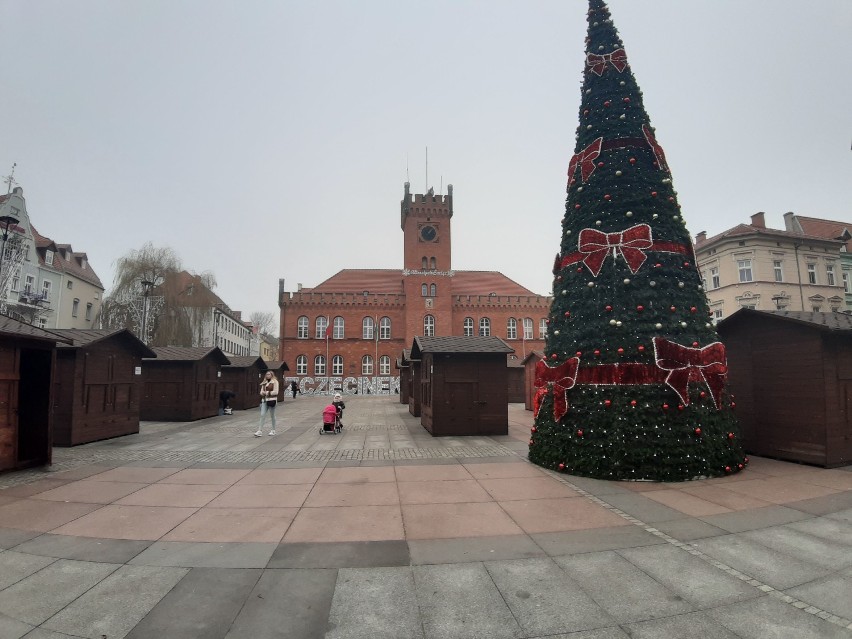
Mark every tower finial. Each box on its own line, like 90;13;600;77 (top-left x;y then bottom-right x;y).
3;163;17;194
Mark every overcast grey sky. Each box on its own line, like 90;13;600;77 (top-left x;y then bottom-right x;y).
2;1;850;328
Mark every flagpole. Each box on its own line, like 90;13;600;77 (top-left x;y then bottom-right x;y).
326;316;330;395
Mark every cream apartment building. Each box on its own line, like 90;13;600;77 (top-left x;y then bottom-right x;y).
696;212;845;323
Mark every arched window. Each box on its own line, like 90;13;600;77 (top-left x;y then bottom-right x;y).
362;317;375;340
297;316;309;339
379;317;391;339
463;317;474;337
315;316;328;339
314;355;326;376
479;317;491;336
430;283;436;297
507;318;517;340
333;316;344;339
296;355;307;375
362;355;374;375
422;257;428;269
421;283;428;297
424;314;435;337
379;355;391;375
539;318;548;339
430;257;436;270
332;355;343;375
523;318;534;340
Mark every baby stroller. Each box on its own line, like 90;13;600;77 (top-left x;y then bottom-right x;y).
320;404;342;434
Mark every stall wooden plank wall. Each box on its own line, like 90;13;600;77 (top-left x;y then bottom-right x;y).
220;356;268;411
141;347;230;421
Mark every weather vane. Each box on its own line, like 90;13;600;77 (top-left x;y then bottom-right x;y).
3;163;18;194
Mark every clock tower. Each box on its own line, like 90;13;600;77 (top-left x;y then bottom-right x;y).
400;182;453;344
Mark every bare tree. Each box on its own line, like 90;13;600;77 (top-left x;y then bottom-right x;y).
250;311;276;337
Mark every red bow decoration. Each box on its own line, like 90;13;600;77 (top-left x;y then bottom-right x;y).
642;124;669;173
533;357;580;421
568;137;603;185
586;48;628;76
578;224;653;276
653;337;728;409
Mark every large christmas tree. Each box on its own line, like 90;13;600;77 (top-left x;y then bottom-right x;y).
529;0;747;481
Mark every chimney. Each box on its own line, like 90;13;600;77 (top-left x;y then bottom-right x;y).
750;212;766;229
695;231;707;244
297;283;303;291
783;211;798;232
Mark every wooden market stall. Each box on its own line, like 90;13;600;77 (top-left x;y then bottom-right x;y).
408;352;422;418
52;328;155;446
220;355;268;411
717;309;852;467
522;350;544;411
411;335;514;436
507;355;525;403
0;316;71;472
140;346;230;421
397;349;411;405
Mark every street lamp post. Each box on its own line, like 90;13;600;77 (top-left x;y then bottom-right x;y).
140;280;154;345
0;214;20;303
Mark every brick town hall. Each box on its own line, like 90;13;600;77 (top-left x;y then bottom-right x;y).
278;183;552;394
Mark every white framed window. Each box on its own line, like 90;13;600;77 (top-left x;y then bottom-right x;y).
11;268;20;292
710;267;720;289
333;316;344;339
37;317;47;328
72;299;79;317
362;317;375;340
430;283;436;297
463;317;474;337
773;260;784;282
737;260;752;283
539;318;547;339
523;318;534;340
421;283;428;297
479;317;490;336
713;309;723;323
332;355;343;375
24;274;33;294
314;355;326;376
812;305;822;312
41;280;52;301
421;257;428;269
506;318;517;340
297;316;309;339
296;355;307;375
66;280;73;290
827;264;836;286
45;249;54;266
379;355;391;375
362;355;373;375
315;316;328;339
807;263;817;284
430;257;436;269
424;314;435;337
843;272;850;293
379;316;391;339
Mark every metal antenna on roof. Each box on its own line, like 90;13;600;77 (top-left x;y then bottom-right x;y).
3;163;17;194
406;154;410;183
425;146;428;191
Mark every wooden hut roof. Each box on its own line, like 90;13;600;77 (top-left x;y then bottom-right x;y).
52;328;156;357
521;350;545;365
718;309;852;333
265;360;291;372
145;346;230;364
0;314;72;344
223;355;268;369
411;335;515;359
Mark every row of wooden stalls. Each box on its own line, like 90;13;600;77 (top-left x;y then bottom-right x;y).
0;315;287;473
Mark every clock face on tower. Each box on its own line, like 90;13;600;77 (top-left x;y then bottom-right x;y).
419;224;438;242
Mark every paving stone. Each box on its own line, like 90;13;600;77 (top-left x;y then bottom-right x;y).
327;567;422;639
531;526;663;556
617;543;758;607
268;540;409;569
0;528;42;551
0;551;56;590
225;568;337;639
786;573;852;620
409;534;544;565
13;534;151;564
126;567;261;639
622;611;740;638
786;516;852;546
0;559;120;626
706;594;852;638
597;493;685;523
40;564;188;638
555;551;694;623
785;491;852;516
742;525;852;570
694;534;833;590
0;611;33;639
827;507;852;524
20;629;80;639
129;541;277;568
413;563;522;639
560;475;633;496
522;630;630;639
648;517;729;541
699;505;811;533
485;557;615;636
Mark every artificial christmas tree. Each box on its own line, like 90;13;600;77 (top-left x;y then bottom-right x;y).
529;0;747;481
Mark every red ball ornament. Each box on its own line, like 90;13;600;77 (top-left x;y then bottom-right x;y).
670;306;677;312
651;191;658;197
636;305;644;312
546;318;551;324
605;305;613;312
699;391;707;399
694;427;702;436
576;267;583;272
727;432;735;440
604;400;612;408
655;263;662;268
638;345;645;352
597;161;605;168
668;196;675;202
603;194;612;200
576;429;584;437
683;261;691;268
531;426;537;433
737;463;744;470
629;157;636;164
690;307;697;313
564;311;571;317
662;403;669;411
623;97;630;103
576;351;582;357
529;439;534;445
725;466;732;473
630;400;637;407
594;349;601;356
575;204;581;209
678;404;684;411
693;341;700;347
744;457;750;464
604;100;611;107
558;462;566;471
617;347;624;354
550;353;558;360
583;109;590;115
731;402;737;409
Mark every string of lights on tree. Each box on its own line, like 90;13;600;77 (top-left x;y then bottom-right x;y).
529;0;747;481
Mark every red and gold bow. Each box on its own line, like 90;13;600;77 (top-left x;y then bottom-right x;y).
568;137;603;185
578;224;653;276
586;48;628;76
533;357;580;421
642;124;669;174
653;337;728;408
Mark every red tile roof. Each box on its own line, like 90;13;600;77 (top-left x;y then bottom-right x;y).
29;225;104;289
697;223;844;248
794;216;852;251
307;269;542;296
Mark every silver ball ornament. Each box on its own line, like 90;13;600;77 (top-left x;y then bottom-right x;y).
609;319;617;326
587;281;595;288
655;323;662;329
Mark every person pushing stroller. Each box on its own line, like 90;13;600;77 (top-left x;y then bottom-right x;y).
332;393;346;427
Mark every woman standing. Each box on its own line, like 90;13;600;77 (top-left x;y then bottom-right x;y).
255;371;279;437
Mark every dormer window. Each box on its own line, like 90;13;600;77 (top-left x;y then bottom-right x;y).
45;250;54;266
